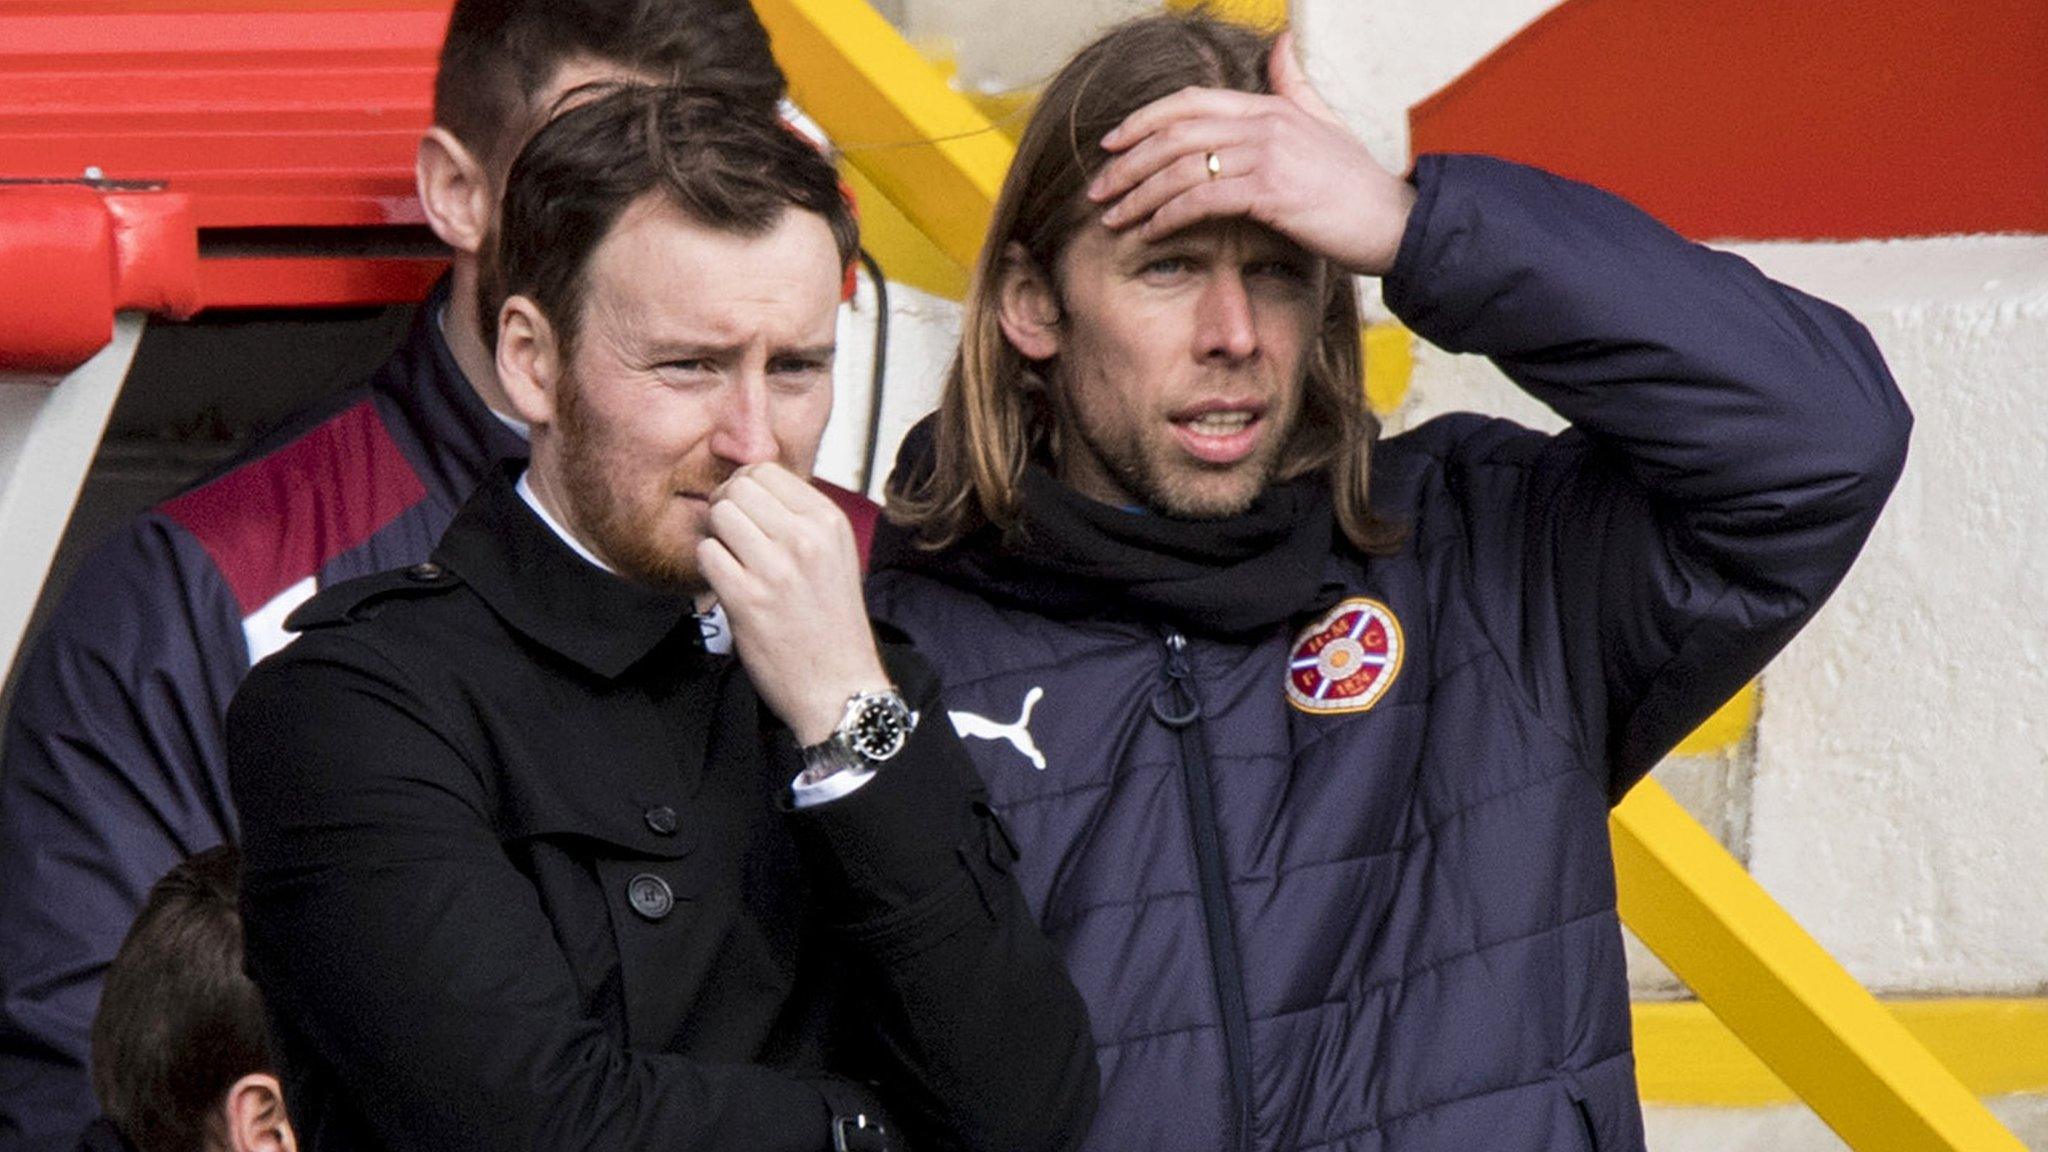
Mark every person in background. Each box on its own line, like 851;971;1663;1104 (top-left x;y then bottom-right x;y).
0;5;860;1148
868;13;1910;1151
75;845;294;1152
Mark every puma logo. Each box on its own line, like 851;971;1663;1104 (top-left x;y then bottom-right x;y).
948;687;1047;771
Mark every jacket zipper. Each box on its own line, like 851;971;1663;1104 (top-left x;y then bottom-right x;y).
1155;629;1255;1152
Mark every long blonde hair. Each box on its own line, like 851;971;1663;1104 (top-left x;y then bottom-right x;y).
887;11;1400;554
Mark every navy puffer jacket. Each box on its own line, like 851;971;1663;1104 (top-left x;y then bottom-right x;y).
867;155;1910;1152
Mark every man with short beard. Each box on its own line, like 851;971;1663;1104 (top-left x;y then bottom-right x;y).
225;86;1095;1152
868;13;1910;1152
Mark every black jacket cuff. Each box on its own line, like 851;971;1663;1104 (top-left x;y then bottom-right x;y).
784;646;1000;927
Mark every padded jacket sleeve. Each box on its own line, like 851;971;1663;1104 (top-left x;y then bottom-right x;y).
0;516;246;1152
1383;154;1912;797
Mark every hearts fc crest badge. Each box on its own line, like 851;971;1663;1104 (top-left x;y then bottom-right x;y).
1285;597;1404;715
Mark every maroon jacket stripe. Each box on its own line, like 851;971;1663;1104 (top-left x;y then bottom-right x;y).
163;401;428;615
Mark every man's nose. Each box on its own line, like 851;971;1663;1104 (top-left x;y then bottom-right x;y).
709;378;778;466
1195;273;1259;363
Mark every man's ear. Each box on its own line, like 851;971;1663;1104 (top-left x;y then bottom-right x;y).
221;1073;295;1152
496;296;563;427
995;242;1063;362
416;127;493;257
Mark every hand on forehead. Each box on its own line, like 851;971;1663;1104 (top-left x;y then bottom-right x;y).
1084;32;1416;278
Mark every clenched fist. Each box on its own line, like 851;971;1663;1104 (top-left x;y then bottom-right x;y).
697;463;889;745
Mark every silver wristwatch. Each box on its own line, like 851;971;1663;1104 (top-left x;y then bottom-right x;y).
797;688;919;785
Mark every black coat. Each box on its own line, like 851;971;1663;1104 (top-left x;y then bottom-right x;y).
226;467;1097;1152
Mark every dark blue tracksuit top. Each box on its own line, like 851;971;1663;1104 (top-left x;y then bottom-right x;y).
867;155;1912;1152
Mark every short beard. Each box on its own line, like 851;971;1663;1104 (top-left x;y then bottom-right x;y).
1051;369;1289;521
1069;414;1274;519
556;371;704;594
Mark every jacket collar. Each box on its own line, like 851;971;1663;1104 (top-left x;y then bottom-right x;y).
434;462;701;680
869;416;1348;637
371;277;531;506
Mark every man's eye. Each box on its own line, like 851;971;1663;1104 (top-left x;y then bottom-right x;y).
662;359;714;374
1141;256;1192;278
767;358;832;392
1249;261;1310;283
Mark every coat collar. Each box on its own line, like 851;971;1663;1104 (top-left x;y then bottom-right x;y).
434;462;701;680
869;416;1347;638
370;277;532;505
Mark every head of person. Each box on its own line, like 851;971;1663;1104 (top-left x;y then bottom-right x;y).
415;0;787;340
90;846;292;1152
486;84;858;593
890;12;1394;553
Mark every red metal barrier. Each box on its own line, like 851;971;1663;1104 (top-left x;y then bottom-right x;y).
0;0;457;350
0;0;858;369
0;183;198;373
1409;0;2048;241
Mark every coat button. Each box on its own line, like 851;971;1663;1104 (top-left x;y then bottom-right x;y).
405;561;444;583
627;873;674;921
643;805;679;836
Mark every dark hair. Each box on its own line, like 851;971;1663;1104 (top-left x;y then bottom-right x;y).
90;846;272;1152
888;11;1400;554
483;84;859;355
434;0;786;170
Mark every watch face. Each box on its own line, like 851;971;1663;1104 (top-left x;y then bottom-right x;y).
848;694;912;762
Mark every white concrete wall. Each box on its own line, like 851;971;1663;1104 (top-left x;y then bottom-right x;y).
819;276;963;499
1738;236;2048;994
894;0;1154;93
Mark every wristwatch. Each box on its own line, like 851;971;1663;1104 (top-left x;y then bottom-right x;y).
797;687;919;785
832;1112;891;1152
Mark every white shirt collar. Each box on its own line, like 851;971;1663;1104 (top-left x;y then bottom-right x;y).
515;468;615;573
491;405;531;442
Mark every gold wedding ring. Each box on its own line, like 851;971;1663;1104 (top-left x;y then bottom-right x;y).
1204;150;1222;180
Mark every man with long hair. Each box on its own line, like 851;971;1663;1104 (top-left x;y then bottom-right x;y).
870;13;1909;1151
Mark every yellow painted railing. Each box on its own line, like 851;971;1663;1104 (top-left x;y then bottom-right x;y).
1363;323;1411;416
1635;997;2048;1106
1617;782;2024;1149
756;0;1008;272
758;4;2026;1147
1165;0;1288;29
837;161;969;300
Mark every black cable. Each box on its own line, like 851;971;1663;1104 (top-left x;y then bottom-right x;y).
856;246;890;495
